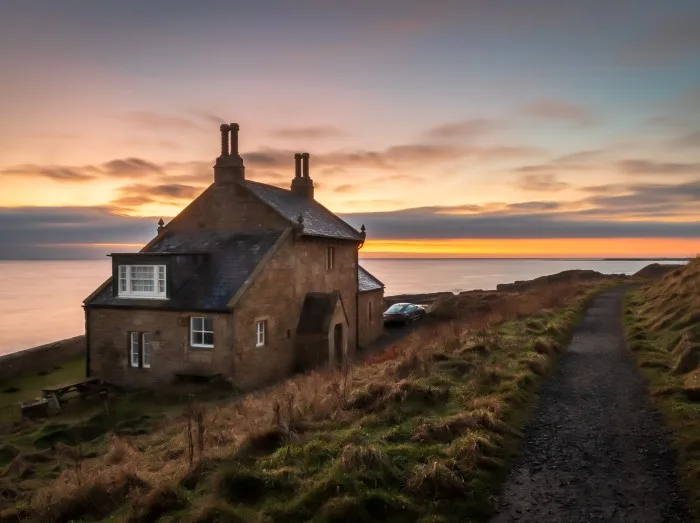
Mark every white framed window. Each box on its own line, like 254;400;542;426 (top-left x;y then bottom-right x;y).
326;246;334;270
117;265;167;299
130;332;153;368
256;320;267;347
190;317;214;348
142;333;152;368
130;332;140;368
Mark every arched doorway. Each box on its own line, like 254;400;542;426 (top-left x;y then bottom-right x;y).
333;323;344;368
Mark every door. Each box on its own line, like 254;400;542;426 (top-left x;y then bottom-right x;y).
333;323;344;368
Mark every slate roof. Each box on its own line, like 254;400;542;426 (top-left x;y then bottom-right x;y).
358;265;385;293
87;230;283;311
244;180;364;241
297;292;341;334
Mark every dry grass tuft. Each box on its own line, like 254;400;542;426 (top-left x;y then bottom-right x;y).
235;427;289;458
446;431;500;464
412;410;504;443
337;444;391;473
386;379;450;405
406;460;468;498
533;336;560;356
671;335;700;375
683;369;700;402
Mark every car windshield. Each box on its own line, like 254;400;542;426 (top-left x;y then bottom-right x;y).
386;304;410;313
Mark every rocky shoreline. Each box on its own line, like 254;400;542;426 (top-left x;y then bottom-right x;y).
385;263;684;305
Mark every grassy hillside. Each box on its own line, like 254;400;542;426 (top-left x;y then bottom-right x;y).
0;279;619;523
0;357;85;423
624;258;700;519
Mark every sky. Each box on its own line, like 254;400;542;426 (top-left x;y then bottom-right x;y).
0;0;699;259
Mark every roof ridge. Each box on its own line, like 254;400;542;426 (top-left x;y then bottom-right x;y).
243;179;362;240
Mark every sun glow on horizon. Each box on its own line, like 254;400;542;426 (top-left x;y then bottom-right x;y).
360;238;699;258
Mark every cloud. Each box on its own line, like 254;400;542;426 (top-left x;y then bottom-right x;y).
517;174;571;192
124;111;203;131
340;178;700;240
0;206;155;259
333;184;355;193
102;158;164;177
3;178;699;258
242;142;544;173
0;157;167;182
423;119;502;141
519;100;598;127
670;130;700;148
272;126;346;140
617;159;700;176
110;183;202;210
123;109;226;131
0;164;97;181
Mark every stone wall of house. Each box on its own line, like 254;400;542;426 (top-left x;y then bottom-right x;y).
87;308;232;388
0;336;85;382
231;235;358;389
163;184;289;234
358;289;385;348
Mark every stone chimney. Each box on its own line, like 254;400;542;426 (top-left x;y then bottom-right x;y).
214;122;245;184
290;152;314;199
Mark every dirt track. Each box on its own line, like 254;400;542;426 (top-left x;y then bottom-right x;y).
491;288;692;523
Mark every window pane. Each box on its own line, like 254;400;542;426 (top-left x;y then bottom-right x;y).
157;266;166;293
119;266;127;292
192;331;203;346
192;317;202;331
130;332;140;367
203;317;214;333
202;332;214;346
142;333;152;368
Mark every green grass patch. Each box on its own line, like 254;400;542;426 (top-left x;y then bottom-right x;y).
0;356;85;422
623;261;700;522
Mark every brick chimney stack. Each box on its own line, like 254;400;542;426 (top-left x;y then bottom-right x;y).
294;153;302;179
214;122;245;184
290;152;314;199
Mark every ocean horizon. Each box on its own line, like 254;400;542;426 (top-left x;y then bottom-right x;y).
0;257;686;356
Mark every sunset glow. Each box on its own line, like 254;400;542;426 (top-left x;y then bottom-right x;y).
361;238;700;258
0;0;698;259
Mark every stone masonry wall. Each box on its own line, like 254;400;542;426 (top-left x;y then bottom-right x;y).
358;290;385;348
231;235;358;390
163;183;289;234
0;336;85;382
88;308;232;388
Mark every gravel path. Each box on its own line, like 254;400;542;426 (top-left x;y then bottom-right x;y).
491;288;692;523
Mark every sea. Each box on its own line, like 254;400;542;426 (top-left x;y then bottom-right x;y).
0;258;685;356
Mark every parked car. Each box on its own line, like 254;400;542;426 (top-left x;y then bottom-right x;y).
383;302;426;325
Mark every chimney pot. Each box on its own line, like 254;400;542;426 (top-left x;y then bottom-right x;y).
294;153;302;178
219;124;230;156
230;123;240;155
301;152;310;178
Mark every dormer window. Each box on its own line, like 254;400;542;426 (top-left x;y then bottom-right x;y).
117;265;167;299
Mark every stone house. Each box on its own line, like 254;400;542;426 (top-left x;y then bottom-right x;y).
83;123;385;390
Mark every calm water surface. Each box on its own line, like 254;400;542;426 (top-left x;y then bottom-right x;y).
0;258;683;355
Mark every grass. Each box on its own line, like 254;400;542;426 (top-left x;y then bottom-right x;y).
623;257;700;521
0;356;85;422
0;278;621;523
